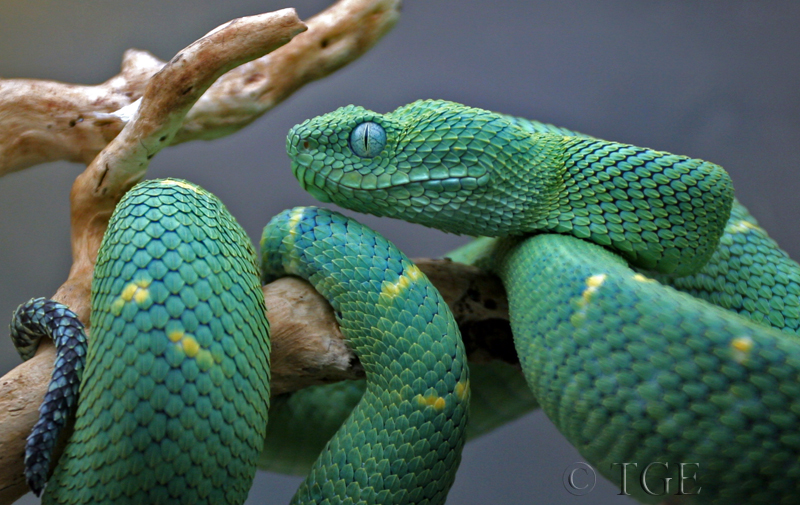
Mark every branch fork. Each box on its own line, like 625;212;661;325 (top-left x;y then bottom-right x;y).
0;2;406;502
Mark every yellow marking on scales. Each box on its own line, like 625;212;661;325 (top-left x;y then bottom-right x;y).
582;274;607;303
168;329;213;368
633;273;656;283
572;274;607;327
731;336;754;364
168;329;185;343
381;264;424;299
120;283;138;302
728;219;760;234
160;179;201;193
416;393;446;411
110;298;125;316
113;278;152;314
455;380;470;402
133;289;149;304
196;349;215;371
287;207;305;237
282;207;306;275
181;336;200;358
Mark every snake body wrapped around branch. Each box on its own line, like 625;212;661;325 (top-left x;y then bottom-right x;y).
12;179;470;504
284;99;800;504
12;97;800;505
12;180;273;503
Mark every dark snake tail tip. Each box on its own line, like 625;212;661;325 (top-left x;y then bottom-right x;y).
10;297;87;496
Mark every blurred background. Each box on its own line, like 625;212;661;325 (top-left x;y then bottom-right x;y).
1;1;799;503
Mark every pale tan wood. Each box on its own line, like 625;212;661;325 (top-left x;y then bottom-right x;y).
0;2;404;501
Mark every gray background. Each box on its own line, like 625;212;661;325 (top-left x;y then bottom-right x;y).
1;1;799;503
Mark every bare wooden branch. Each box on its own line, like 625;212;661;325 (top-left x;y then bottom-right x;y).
54;8;306;338
267;258;511;395
176;0;403;142
0;8;310;501
0;0;402;177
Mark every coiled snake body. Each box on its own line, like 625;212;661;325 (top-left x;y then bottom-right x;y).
12;179;468;504
12;99;800;504
283;100;800;504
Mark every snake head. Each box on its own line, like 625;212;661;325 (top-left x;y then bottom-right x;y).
286;100;560;236
287;104;402;206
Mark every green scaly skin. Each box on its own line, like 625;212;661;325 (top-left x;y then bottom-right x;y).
258;361;535;476
41;179;271;504
17;178;473;504
261;206;469;504
289;99;733;276
285;99;800;504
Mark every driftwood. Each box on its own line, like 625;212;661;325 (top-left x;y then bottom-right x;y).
0;0;403;176
0;1;412;502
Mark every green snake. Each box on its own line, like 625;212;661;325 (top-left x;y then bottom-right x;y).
12;178;469;503
11;98;800;504
278;99;800;504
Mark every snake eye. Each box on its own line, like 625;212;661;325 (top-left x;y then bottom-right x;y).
349;121;386;158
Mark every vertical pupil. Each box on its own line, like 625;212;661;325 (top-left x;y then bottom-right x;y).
350;121;386;158
362;124;370;153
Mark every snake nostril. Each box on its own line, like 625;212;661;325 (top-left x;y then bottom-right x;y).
302;139;310;150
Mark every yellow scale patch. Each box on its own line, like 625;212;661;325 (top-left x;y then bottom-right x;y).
159;179;201;193
416;393;446;411
582;274;607;303
381;264;424;299
633;273;655;283
282;207;306;276
168;329;215;370
454;380;470;402
730;336;754;364
111;278;152;315
728;219;760;234
571;274;607;327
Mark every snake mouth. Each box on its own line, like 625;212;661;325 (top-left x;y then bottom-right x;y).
291;159;333;203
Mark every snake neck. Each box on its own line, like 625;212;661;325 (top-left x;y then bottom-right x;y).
534;136;734;275
287;99;734;274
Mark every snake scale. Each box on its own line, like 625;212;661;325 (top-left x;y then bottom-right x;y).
10;99;800;504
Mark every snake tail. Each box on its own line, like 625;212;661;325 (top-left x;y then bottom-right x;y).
39;179;271;504
10;297;87;496
287;99;734;276
261;206;470;505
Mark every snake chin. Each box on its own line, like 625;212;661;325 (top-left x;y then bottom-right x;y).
306;183;332;203
291;160;332;203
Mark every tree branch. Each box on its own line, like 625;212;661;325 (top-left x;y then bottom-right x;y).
0;1;403;502
0;0;402;176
